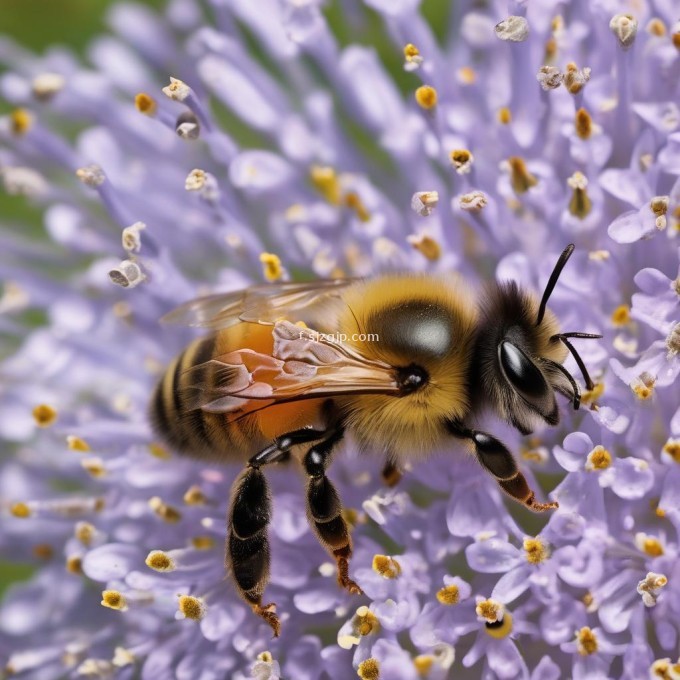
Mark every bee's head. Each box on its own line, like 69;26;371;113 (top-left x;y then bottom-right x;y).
472;245;599;434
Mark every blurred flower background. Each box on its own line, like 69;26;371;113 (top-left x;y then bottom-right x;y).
1;0;679;678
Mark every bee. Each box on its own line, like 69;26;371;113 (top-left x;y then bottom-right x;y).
150;244;600;636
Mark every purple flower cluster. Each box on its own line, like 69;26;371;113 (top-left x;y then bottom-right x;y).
1;0;679;678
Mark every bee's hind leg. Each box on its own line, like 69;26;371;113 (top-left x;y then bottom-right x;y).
228;428;328;637
303;426;363;596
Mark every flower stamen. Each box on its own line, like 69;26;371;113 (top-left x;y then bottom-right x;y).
259;253;284;282
524;537;549;564
178;594;206;620
372;554;402;579
637;572;668;607
567;171;592;219
101;590;128;611
506;157;538;194
585;445;612;471
357;658;380;680
576;627;598;655
415;85;437;110
436;584;460;605
33;404;57;428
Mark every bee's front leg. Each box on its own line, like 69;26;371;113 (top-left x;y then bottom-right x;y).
303;427;363;596
446;421;558;513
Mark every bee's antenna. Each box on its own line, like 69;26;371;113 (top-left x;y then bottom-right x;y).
551;333;601;391
536;244;575;326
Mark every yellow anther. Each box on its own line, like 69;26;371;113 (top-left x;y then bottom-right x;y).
544;36;557;61
524;537;549;564
148;496;182;523
183;485;207;505
191;535;216;550
507;157;538;194
476;598;503;623
75;522;96;546
101;590;128;611
341;507;361;528
632;373;656;400
457;66;476;84
497;107;512;124
372;554;402;579
355;606;380;636
575;108;593;140
576;627;598;655
178;594;205;620
564;63;591;95
81;457;106;478
32;544;54;560
586;445;612;471
345;191;371;222
148;442;171;459
673;32;680;50
403;43;420;60
408;234;441;261
259;253;283;282
650;657;680;678
145;550;176;572
33;404;57;428
10;108;33;136
646;19;667;37
112;647;136;667
134;93;157;116
583;592;594;607
611;304;631;327
310;165;342;205
415;85;438;110
414;655;433;676
10;502;31;518
258;652;274;663
521;448;546;463
567;172;592;219
66;556;83;574
663;440;680;463
436;584;460;605
451;150;474;176
485;612;513;639
66;435;91;452
642;537;664;557
357;658;380;680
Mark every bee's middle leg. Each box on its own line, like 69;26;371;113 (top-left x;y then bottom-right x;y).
228;427;328;637
304;427;363;596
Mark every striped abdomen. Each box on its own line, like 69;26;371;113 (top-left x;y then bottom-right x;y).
150;335;260;460
150;324;328;461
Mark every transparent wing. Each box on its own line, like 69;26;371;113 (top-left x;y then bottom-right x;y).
162;279;355;329
182;320;399;423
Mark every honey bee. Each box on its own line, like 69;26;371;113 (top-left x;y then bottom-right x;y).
151;244;599;636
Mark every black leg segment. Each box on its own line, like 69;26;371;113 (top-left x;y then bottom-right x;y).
303;428;363;596
447;421;558;512
228;426;328;637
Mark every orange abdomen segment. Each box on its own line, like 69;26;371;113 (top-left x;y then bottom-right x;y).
150;322;328;461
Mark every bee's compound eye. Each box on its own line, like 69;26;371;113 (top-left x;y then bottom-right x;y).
499;342;547;398
396;364;429;394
